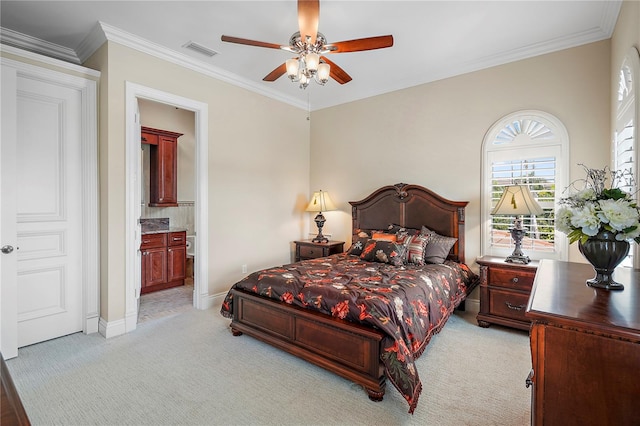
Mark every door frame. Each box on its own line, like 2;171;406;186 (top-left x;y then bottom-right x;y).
124;82;209;332
0;53;99;358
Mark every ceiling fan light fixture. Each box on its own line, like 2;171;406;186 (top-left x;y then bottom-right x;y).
221;1;393;89
299;73;309;88
286;58;299;79
305;52;320;73
317;62;330;84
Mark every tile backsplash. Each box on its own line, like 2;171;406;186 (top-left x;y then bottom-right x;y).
141;201;195;235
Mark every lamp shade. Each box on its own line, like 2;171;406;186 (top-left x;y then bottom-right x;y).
491;185;544;216
286;58;299;78
305;52;320;72
305;190;336;212
317;62;330;83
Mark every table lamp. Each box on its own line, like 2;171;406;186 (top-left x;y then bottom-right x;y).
305;190;336;243
491;185;544;264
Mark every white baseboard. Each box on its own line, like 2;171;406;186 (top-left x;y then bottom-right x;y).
84;315;99;334
200;291;226;310
464;298;480;314
99;317;126;339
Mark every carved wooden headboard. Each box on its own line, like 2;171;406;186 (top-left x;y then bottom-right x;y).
349;183;468;263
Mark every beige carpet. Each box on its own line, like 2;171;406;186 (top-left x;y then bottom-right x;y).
7;304;531;425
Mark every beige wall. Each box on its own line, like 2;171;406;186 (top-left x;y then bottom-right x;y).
612;1;640;87
611;1;640;138
310;40;611;271
84;42;311;322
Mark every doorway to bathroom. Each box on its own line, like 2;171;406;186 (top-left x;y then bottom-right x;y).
137;99;196;323
124;82;209;333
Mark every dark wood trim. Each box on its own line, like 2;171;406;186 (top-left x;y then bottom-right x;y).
230;289;386;399
349;183;468;263
1;354;30;426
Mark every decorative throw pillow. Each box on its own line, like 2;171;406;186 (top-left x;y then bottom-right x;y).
360;239;405;266
354;229;373;237
397;233;429;265
372;232;397;242
387;223;421;235
347;235;370;256
386;223;404;234
421;228;457;264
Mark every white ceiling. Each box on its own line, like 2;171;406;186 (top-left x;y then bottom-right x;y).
0;1;622;111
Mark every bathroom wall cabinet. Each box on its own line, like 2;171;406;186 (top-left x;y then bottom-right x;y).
140;231;186;294
141;126;183;207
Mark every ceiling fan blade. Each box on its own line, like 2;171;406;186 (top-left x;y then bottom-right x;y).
263;63;288;82
298;0;319;45
320;56;352;84
221;35;283;50
326;35;394;53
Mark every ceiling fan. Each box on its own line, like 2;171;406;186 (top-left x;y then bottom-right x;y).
221;0;394;89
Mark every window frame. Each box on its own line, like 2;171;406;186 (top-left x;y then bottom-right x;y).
613;47;640;269
481;110;570;261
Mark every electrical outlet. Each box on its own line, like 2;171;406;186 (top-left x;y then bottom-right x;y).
241;264;247;273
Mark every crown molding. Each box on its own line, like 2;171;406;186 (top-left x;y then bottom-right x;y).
1;22;306;111
0;44;100;78
0;27;81;64
76;22;108;64
96;22;306;110
600;0;623;38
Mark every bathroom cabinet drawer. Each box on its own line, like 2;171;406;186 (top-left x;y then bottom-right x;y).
141;233;166;249
168;231;186;246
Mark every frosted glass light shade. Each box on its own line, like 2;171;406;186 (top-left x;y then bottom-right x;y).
286;58;299;77
305;53;320;72
317;62;330;83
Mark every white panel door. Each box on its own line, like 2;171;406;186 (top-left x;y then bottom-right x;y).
2;66;83;350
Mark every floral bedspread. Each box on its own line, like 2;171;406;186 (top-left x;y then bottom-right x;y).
220;253;478;413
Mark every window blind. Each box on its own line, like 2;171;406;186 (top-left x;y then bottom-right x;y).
614;120;636;268
490;157;556;253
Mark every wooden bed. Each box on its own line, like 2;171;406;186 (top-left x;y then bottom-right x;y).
226;183;473;408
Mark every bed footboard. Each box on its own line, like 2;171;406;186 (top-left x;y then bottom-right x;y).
230;288;386;400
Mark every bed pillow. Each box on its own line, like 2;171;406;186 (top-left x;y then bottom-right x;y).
360;239;405;266
372;232;397;242
397;233;429;265
346;235;370;256
386;223;421;236
421;227;457;264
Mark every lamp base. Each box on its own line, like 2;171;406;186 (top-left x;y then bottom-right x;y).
312;212;328;243
505;254;531;264
505;226;531;264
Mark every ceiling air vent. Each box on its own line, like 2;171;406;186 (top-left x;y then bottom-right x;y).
182;41;218;58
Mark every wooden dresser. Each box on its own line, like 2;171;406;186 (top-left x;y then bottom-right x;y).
526;260;640;426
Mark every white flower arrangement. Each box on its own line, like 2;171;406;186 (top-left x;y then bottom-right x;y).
556;165;640;244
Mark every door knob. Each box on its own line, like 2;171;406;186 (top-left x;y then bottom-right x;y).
1;245;14;254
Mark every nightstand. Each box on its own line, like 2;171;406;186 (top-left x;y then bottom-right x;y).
476;255;538;331
294;240;345;262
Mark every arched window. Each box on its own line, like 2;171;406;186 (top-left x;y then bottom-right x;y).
613;47;640;269
481;110;569;261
